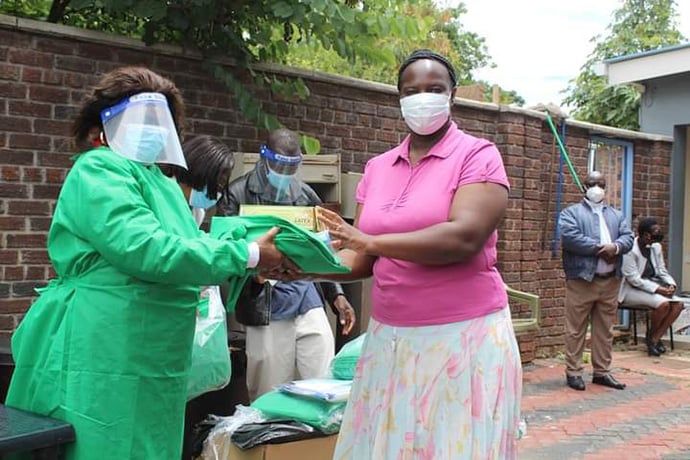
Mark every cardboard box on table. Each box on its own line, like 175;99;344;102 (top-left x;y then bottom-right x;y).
239;205;323;232
204;434;338;460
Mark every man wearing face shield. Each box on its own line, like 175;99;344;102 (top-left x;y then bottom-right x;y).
560;171;634;391
217;128;356;401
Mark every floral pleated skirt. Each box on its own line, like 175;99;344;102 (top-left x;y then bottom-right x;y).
333;306;522;460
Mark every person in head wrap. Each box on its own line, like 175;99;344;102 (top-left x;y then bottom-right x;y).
4;67;291;460
277;49;522;459
217;128;356;401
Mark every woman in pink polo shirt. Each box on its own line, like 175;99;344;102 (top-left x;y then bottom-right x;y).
317;50;522;459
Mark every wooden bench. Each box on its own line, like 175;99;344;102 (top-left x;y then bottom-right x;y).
507;286;540;334
618;304;674;350
0;404;75;459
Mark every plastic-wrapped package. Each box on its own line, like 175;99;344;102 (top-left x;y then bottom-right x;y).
199;406;266;460
276;378;352;403
330;333;366;380
251;391;346;434
187;286;231;401
231;420;325;450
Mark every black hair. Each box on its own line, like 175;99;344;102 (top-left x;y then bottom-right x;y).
397;49;457;90
174;135;235;199
73;66;184;151
267;128;301;156
638;217;658;237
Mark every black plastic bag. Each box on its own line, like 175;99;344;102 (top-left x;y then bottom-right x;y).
230;419;327;450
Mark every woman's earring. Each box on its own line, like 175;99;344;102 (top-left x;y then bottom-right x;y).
99;131;107;145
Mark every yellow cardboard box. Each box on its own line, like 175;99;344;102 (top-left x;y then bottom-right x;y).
239;205;321;231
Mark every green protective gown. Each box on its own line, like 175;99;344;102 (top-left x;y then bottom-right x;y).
6;147;252;460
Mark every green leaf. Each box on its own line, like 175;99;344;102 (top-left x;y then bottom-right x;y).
271;1;294;19
302;135;321;155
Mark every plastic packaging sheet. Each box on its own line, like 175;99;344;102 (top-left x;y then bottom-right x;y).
330;333;366;380
200;406;266;460
187;286;231;401
277;378;352;403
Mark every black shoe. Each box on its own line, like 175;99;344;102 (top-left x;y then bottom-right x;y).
592;374;626;390
566;375;586;391
647;343;662;357
656;341;667;354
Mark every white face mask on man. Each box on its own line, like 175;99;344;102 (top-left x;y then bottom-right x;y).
585;185;606;203
399;92;451;135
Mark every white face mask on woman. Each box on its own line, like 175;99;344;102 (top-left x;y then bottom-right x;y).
399;92;451;135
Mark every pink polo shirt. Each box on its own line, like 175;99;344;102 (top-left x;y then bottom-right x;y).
356;123;509;327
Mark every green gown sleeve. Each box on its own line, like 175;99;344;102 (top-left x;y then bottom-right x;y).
61;150;250;286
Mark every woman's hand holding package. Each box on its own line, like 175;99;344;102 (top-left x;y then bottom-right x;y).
254;226;300;273
317;207;372;253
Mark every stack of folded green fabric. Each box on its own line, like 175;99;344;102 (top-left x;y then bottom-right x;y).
209;215;351;311
251;390;346;435
330;334;366;380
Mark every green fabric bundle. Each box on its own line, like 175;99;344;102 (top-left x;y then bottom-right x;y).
251;390;346;434
210;215;350;311
331;334;366;380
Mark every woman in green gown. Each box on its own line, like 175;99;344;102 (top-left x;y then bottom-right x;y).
5;67;288;459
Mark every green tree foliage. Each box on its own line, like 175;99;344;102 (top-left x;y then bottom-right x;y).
281;1;523;105
562;0;684;130
2;0;432;152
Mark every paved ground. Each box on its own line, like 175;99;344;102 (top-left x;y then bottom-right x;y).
520;341;690;460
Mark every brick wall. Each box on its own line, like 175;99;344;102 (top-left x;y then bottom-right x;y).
0;17;674;360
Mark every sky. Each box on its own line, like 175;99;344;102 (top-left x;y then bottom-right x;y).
437;0;690;108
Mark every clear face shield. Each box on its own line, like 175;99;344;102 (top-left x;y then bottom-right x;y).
258;144;303;203
100;92;187;169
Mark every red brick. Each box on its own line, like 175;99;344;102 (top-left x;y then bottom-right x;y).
8;49;54;68
0;166;20;181
62;72;87;88
12;281;47;297
45;168;67;184
0;149;35;165
20;66;43;83
25;266;46;279
8;100;51;118
20;250;50;265
37;152;72;168
0;315;13;330
32;184;61;200
0;250;19;265
0;217;25;231
34;119;71;136
0;183;29;199
8;200;50;216
9;134;51;150
55;55;96;73
0;298;30;314
0;115;31;132
0;81;28;99
42;69;62;85
30;86;70;104
0;63;20;80
21;167;43;182
29;217;52;232
3;266;24;281
6;234;47;248
34;37;75;56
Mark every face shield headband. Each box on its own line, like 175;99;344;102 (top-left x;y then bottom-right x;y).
100;92;187;169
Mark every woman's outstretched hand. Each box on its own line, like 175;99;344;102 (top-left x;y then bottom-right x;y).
316;206;372;254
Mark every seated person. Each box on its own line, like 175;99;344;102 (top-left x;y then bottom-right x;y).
619;218;683;356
